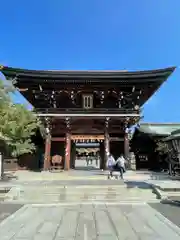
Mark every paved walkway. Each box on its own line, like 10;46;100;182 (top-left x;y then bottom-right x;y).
4;184;159;203
0;203;23;224
1;203;180;239
7;159;151;182
1;166;180;239
10;169;157;182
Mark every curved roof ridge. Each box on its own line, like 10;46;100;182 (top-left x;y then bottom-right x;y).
140;122;180;126
0;65;176;75
0;66;176;82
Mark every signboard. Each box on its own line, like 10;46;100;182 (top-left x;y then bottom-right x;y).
139;155;148;162
71;135;104;140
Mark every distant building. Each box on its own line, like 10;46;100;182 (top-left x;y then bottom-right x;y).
131;123;180;170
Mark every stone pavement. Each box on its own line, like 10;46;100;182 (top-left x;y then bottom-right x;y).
1;203;180;239
3;159;179;184
10;169;156;182
9;159;158;182
150;201;180;229
3;168;180;204
0;203;23;224
4;182;159;203
1;166;180;239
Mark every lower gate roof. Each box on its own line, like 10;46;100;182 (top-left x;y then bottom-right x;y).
137;123;180;136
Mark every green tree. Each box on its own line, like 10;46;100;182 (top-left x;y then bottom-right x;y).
0;79;40;157
156;140;179;167
0;79;13;107
155;141;169;155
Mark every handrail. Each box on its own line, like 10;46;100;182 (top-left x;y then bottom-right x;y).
36;108;140;114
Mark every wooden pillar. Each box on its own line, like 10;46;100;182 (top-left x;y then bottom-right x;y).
64;117;71;171
103;117;110;169
124;127;130;160
65;132;71;170
44;133;51;170
70;141;76;169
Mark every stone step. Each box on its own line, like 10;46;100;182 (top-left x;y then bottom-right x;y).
164;192;180;196
16;192;155;198
15;180;126;186
5;192;158;202
6;186;154;192
4;184;158;203
18;185;127;189
20;192;155;198
18;187;153;192
4;198;160;204
18;193;157;198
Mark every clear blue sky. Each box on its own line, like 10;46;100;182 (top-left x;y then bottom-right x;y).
0;0;180;122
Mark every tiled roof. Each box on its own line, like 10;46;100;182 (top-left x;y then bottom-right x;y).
164;129;180;141
138;123;180;136
1;66;176;81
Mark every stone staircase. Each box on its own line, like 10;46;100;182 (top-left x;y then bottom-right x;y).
148;180;180;201
0;186;11;202
4;185;159;204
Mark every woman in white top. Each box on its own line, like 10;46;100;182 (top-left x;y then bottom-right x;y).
107;154;116;178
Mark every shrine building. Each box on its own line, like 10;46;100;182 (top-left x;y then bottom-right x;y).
0;66;176;171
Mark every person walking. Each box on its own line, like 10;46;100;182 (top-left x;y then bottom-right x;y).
115;154;126;179
107;153;116;179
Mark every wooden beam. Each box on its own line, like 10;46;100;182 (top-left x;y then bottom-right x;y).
52;135;118;141
18;88;28;92
51;137;65;141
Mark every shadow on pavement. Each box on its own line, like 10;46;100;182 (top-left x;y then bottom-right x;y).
161;198;180;207
124;181;151;189
0;203;23;223
149;201;180;228
74;166;100;171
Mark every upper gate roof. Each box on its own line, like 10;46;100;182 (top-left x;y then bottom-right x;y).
0;66;176;84
0;66;176;111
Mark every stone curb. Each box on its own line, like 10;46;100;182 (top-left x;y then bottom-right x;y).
150;184;168;200
160;198;180;207
159;187;180;192
0;187;11;193
148;182;180;194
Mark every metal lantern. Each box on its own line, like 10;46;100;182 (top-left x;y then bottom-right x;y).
134;105;139;110
172;139;180;152
164;130;180;163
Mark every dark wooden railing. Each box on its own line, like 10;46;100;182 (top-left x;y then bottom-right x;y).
36;108;140;115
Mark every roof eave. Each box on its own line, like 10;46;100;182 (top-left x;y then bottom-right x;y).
0;66;176;80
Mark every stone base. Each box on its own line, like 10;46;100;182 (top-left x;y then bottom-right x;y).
128;152;136;171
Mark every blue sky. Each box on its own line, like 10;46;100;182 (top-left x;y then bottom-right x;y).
0;0;180;122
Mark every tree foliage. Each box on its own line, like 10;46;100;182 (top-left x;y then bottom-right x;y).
0;79;40;157
155;141;169;155
156;140;180;166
